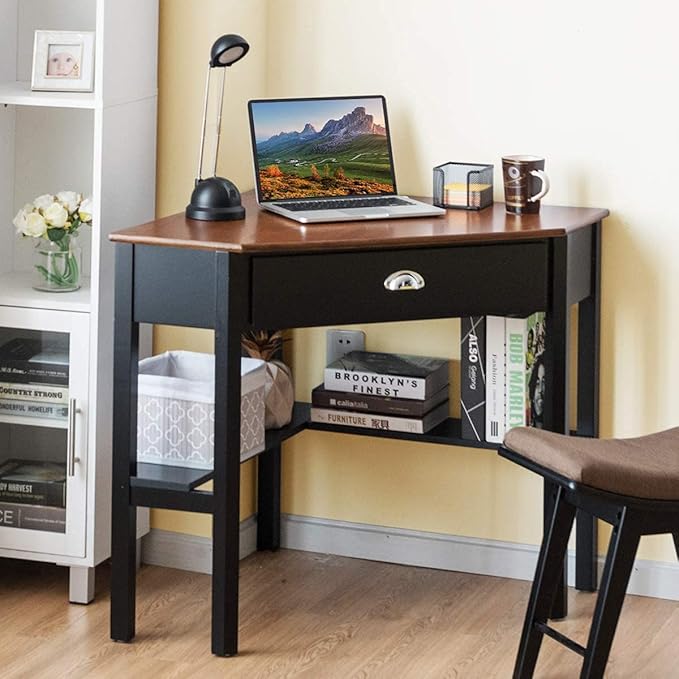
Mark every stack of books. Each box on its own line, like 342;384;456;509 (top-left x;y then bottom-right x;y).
310;350;449;434
0;337;69;422
0;459;67;533
460;313;547;444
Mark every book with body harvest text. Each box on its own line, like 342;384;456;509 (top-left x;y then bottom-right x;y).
311;384;448;417
0;459;67;507
324;351;449;400
310;400;449;434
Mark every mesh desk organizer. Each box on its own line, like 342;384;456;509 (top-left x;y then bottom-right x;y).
433;162;494;210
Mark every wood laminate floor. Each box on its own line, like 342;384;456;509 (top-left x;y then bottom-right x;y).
0;549;677;678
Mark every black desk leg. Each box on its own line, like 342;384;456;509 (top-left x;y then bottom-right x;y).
212;252;248;657
111;244;139;642
257;444;281;551
575;221;602;592
544;236;570;619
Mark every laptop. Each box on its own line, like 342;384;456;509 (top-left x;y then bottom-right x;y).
248;95;446;223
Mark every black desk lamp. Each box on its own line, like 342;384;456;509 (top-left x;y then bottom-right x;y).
186;34;249;221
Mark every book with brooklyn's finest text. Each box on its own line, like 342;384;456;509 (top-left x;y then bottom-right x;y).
324;351;449;400
311;384;448;417
310;400;449;434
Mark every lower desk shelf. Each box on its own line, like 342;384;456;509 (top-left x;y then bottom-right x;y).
130;402;496;507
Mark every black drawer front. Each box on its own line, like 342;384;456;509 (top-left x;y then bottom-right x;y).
251;242;549;328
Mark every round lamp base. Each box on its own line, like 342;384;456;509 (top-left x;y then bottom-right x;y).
186;176;246;221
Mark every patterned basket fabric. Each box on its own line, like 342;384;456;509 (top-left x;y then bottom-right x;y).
136;352;266;469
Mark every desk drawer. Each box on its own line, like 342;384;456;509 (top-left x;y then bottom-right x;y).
251;242;549;328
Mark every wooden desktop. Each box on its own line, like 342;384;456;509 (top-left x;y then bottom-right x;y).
109;192;608;655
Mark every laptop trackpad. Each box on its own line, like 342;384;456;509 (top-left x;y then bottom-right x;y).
340;207;391;218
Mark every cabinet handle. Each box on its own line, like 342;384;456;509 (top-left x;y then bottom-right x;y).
383;270;425;291
67;398;81;477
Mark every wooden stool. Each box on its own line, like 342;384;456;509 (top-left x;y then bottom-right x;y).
500;426;679;679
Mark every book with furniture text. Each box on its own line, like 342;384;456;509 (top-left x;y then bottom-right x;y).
0;459;67;508
312;383;448;417
324;351;449;400
310;400;449;434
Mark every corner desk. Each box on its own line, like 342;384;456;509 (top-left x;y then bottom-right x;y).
109;193;608;656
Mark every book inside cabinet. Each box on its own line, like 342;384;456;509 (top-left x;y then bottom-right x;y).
0;308;89;557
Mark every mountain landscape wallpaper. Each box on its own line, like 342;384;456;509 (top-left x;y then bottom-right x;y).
251;98;395;200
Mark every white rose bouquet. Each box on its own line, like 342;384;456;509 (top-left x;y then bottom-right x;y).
13;192;93;291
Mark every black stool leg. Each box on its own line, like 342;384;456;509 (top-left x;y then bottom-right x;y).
580;508;640;679
514;486;576;679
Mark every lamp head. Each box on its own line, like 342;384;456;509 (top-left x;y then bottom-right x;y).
210;34;249;67
186;176;245;221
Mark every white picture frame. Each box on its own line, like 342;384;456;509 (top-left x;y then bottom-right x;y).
31;30;95;93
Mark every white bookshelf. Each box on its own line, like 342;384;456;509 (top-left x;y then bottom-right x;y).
0;0;157;602
0;81;97;108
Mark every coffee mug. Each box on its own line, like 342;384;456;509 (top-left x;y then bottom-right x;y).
502;155;550;215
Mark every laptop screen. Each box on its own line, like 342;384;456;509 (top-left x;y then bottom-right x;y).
248;96;397;202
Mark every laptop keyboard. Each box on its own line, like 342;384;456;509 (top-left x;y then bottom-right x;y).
274;197;412;212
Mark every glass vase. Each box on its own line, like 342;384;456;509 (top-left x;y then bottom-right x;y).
32;234;82;292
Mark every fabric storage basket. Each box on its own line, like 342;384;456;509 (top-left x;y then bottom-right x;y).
137;351;266;469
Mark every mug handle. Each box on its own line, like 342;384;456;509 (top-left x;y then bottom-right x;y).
528;169;550;202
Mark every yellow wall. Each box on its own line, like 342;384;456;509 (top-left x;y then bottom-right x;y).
154;1;679;559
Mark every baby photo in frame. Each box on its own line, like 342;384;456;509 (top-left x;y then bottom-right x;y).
31;30;95;92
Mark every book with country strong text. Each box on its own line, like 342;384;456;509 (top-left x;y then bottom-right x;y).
324;351;449;400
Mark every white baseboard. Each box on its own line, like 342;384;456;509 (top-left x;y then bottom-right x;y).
141;513;679;601
141;516;257;574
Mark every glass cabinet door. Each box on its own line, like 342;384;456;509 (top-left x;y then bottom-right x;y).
0;306;89;558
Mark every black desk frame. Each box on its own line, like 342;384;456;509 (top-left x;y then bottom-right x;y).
111;222;601;656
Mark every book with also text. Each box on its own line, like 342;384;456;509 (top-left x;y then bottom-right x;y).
460;316;486;442
310;400;449;434
324;351;449;400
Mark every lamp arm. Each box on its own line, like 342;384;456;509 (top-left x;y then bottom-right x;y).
212;68;227;177
196;63;212;181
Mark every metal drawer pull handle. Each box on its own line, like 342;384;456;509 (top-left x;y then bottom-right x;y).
383;270;425;291
67;398;82;477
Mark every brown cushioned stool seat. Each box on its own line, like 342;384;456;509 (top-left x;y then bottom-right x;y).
504;426;679;500
500;426;679;678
